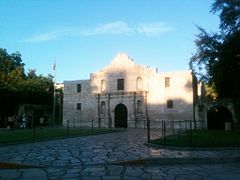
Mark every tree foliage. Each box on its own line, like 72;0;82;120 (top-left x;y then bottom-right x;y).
190;0;240;98
0;48;54;116
16;74;54;104
211;0;240;34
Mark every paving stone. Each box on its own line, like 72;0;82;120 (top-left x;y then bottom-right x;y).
62;172;80;178
83;166;105;173
124;167;144;177
123;176;139;180
22;159;40;165
44;156;56;161
21;168;47;179
11;156;25;162
106;165;125;176
82;176;102;180
0;169;21;178
102;175;121;180
141;173;152;180
47;168;66;176
52;159;69;166
70;150;80;157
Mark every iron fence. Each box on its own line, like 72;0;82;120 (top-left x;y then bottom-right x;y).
148;120;207;146
1;118;206;146
0;118;118;145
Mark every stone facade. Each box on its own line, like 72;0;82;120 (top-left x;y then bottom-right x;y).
63;53;201;128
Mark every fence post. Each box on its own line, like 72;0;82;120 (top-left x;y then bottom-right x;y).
67;120;69;137
33;119;36;142
189;120;192;147
147;118;150;143
163;121;166;146
172;120;174;135
179;120;182;134
185;120;188;131
162;120;164;137
92;119;94;134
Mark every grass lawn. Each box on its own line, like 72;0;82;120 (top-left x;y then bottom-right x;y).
0;127;122;145
150;130;240;147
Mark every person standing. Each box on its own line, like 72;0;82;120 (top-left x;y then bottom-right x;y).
21;114;26;129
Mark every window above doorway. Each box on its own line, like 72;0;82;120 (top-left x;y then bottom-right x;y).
167;100;173;108
117;79;124;91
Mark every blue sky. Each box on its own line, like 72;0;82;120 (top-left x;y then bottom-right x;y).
0;0;219;82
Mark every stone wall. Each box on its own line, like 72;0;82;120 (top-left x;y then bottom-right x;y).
147;71;195;122
63;53;201;128
63;80;96;127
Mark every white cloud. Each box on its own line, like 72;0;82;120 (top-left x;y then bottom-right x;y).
137;22;173;36
22;21;172;42
22;28;76;42
83;21;134;36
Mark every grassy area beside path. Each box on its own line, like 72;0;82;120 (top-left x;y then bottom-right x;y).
0;127;122;145
150;130;240;147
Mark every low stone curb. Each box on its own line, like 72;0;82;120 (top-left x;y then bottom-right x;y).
0;162;45;169
145;142;240;151
109;157;240;166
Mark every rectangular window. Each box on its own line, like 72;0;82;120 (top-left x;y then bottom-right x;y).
167;100;173;108
117;79;124;90
77;103;81;110
77;84;81;93
165;77;170;88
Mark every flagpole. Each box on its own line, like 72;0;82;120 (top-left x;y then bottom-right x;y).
53;59;56;127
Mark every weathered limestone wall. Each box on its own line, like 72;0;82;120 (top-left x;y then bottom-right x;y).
147;71;195;122
90;53;156;94
63;53;201;128
89;54;153;128
63;80;96;127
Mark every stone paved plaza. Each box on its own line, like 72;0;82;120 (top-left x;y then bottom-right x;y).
0;129;240;179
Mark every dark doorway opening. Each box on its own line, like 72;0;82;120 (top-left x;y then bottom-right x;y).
207;105;232;130
114;104;128;128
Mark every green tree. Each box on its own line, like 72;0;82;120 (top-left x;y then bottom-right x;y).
0;48;54;118
27;69;37;79
0;49;24;75
0;48;25;116
17;74;54;105
211;0;240;34
190;0;240;98
212;30;240;98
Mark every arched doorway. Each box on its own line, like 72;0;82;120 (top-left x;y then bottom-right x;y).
114;104;128;128
207;105;233;130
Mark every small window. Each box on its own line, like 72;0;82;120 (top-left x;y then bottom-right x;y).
165;77;170;88
77;103;81;110
117;79;124;90
77;84;81;93
167;100;173;108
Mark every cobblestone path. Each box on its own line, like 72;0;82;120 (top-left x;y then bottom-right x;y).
0;129;240;179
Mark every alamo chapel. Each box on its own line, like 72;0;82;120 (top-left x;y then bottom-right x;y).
63;53;203;128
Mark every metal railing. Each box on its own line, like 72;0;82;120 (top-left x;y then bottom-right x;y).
149;120;207;146
63;118;207;146
0;118;118;144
